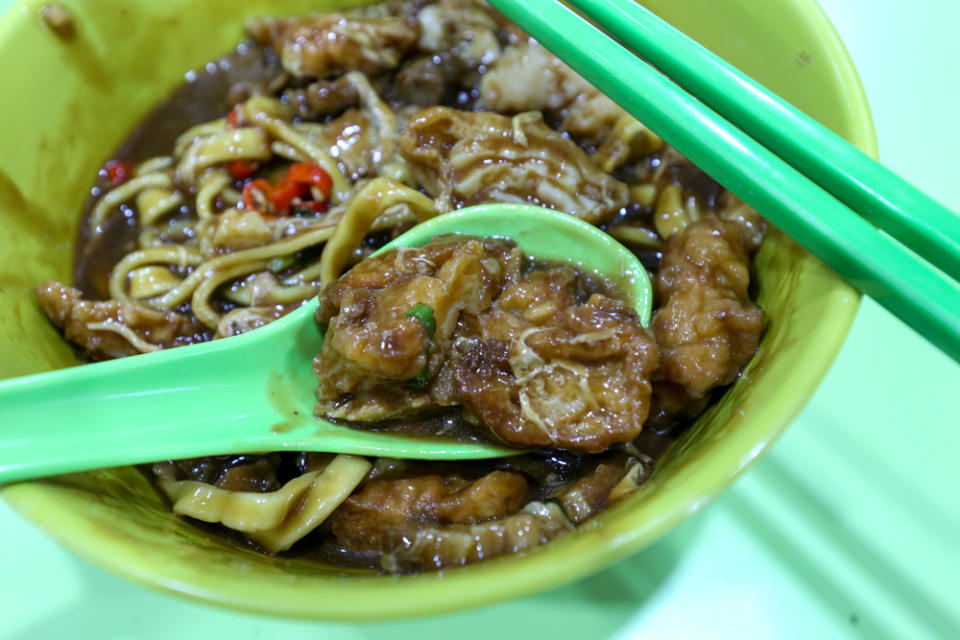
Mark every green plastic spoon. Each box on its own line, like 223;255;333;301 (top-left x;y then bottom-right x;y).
0;204;652;484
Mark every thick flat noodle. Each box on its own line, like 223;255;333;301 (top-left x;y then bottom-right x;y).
555;457;633;524
36;281;207;359
245;12;417;78
328;470;528;552
159;454;371;552
158;471;321;533
397;106;629;224
652;218;765;403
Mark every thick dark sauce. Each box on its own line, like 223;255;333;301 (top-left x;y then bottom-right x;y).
74;43;282;299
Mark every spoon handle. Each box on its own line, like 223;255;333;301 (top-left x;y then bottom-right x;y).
0;330;285;483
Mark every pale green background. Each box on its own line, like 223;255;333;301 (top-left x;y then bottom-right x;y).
1;0;958;638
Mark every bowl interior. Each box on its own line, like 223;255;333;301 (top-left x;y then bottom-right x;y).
0;0;869;620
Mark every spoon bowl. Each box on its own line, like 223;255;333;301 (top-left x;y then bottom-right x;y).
0;204;652;484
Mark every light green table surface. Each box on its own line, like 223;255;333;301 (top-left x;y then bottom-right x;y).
1;1;957;638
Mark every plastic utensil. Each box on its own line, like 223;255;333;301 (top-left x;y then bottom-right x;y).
0;204;653;484
573;0;960;283
487;0;960;363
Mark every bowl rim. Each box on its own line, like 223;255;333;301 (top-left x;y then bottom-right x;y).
0;0;873;620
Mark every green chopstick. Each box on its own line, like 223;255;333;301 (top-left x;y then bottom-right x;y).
571;0;960;285
487;0;960;363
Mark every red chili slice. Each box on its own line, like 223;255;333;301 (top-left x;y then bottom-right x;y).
240;162;334;216
242;179;273;211
228;161;257;180
268;180;306;213
103;160;133;186
226;107;242;129
283;162;333;198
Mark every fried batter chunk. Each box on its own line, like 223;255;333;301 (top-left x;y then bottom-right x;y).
245;12;417;78
314;237;658;452
328;470;528;552
380;501;571;572
36;281;207;360
318;108;383;181
480;42;626;145
398;106;629;224
417;0;502;65
313;238;509;421
445;291;659;452
652;218;765;401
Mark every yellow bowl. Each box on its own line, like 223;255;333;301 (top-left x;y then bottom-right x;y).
0;0;872;620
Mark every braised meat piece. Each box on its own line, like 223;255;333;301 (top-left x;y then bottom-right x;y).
245;12;417;79
328;470;528;552
652;218;765;401
380;501;571;572
398;106;629;223
36;281;207;360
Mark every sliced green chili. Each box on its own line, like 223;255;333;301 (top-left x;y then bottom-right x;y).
404;303;437;387
404;303;436;337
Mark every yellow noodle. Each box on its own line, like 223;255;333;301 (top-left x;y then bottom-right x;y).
270;140;308;162
653;182;688;239
84;321;159;354
629;183;657;208
109;245;203;301
191;259;269;329
248;454;372;553
136;187;183;226
178;127;270;183
285;202;418;285
511;112;542;147
138;218;195;248
685;192;703;222
89;173;172;229
377;157;415;186
195;171;233;221
173;118;227;157
224;274;319;306
608;461;647;504
292;122;327;138
134;156;174;176
318;177;436;284
158;471;322;533
608;224;662;249
221;186;242;207
127;266;182;299
150;226;336;309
